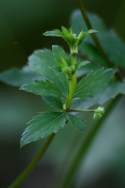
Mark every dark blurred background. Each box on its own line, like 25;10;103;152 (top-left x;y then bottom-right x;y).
1;0;125;188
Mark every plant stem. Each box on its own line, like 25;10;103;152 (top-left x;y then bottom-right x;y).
8;134;55;188
70;108;95;112
60;1;124;188
61;95;121;188
66;74;77;110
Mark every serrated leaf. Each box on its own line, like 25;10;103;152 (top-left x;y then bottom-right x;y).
20;81;62;98
0;68;39;87
68;114;86;131
21;112;66;147
27;49;58;75
72;81;125;109
0;47;69;97
26;48;69;97
75;68;114;100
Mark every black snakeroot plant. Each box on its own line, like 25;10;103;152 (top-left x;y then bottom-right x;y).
1;1;125;188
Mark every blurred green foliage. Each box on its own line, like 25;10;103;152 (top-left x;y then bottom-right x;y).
1;0;125;188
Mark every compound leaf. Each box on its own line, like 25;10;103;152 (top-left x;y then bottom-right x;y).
21;112;66;147
27;48;69;97
73;81;125;110
27;49;57;75
75;68;114;100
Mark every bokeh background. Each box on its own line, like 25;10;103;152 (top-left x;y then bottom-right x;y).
0;0;125;187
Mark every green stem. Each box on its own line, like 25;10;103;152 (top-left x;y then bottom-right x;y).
65;74;77;110
60;1;124;188
61;95;121;188
8;134;55;188
70;108;96;112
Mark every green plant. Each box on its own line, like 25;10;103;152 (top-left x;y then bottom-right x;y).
1;1;125;188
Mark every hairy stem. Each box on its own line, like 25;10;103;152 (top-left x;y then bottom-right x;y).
61;95;121;188
8;134;55;188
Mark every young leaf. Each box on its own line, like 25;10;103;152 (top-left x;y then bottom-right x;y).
20;81;62;98
75;68;114;100
43;29;63;37
68;114;86;131
21;112;66;147
0;68;39;87
44;27;96;54
44;27;75;45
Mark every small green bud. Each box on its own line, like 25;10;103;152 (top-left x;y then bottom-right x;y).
70;46;78;55
77;30;97;45
77;31;86;45
61;27;76;47
93;106;105;120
